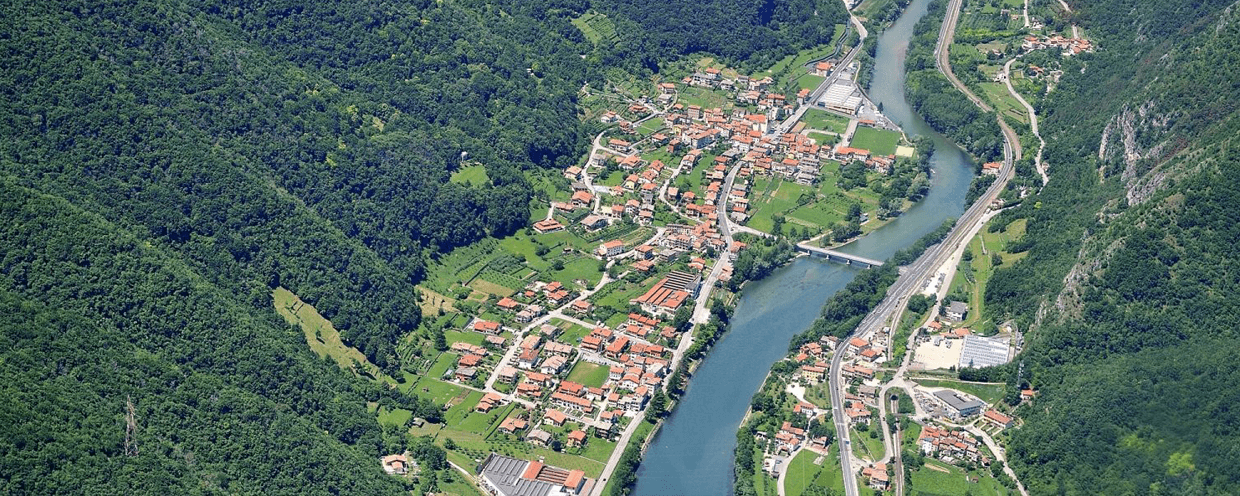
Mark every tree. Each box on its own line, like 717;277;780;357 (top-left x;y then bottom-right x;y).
645;389;668;422
672;306;693;332
434;329;448;352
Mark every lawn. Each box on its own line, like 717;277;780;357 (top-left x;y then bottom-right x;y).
849;127;903;156
546;256;604;288
591;277;657;310
852;422;886;462
444;391;484;425
784;449;825;496
272;287;391;383
457;405;512;436
569;435;619;464
426;352;459;381
912;378;1006;405
785;443;848;496
566;361;610;388
471;276;519;296
794;73;826;91
636;118;663;136
555;321;596;344
407;378;466;405
445;330;486;346
807;131;839;146
439;477;488;496
450;164;490;186
909;460;1012;496
533;229;596;252
377;406;412;427
801;108;850;134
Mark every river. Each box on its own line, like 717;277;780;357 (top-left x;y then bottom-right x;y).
630;0;973;493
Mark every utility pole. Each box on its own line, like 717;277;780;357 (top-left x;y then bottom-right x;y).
124;396;138;457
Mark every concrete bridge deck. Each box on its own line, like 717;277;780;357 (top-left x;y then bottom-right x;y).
795;243;885;268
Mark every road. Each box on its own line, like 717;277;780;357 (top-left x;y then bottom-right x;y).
1002;59;1048;186
688;161;742;325
828;0;1021;493
1055;0;1080;38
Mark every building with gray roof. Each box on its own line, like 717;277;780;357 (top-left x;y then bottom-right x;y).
933;389;985;420
477;453;589;496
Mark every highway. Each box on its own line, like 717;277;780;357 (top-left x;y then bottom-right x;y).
827;0;1018;492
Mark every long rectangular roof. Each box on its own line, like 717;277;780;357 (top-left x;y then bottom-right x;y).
959;335;1011;369
480;454;557;496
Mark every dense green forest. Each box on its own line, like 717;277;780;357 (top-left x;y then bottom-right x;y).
0;0;847;491
957;0;1240;492
592;0;849;72
902;0;1004;161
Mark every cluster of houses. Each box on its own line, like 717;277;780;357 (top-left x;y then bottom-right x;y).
770;420;829;457
917;426;988;466
1021;35;1094;56
843;335;887;364
586;75;902;240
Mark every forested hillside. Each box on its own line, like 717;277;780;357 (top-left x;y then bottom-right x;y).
0;0;846;491
592;0;848;71
963;0;1240;493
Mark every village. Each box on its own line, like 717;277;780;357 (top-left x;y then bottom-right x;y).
367;25;933;495
739;293;1032;496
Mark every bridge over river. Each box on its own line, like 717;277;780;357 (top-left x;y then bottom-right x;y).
795;242;885;268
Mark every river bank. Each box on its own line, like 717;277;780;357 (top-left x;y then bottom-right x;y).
632;0;978;491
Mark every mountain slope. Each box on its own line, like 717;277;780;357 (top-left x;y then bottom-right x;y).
971;0;1240;493
0;0;850;491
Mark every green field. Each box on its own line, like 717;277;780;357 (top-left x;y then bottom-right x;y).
571;11;619;46
569;434;619;464
909;460;1012;496
636;118;664;136
852;420;886;462
807;131;839;146
746;179;813;233
912;378;1007;405
566;361;610;388
676;86;730;110
273;287;392;383
426;352;459;381
445;329;486;346
801;108;850;134
547;256;604;288
947;218;1029;331
404;377;467;406
376;406;412;427
781;444;864;496
978;82;1028;124
450;164;490;186
794;73;826;91
551;319;595;344
849;127;903;156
